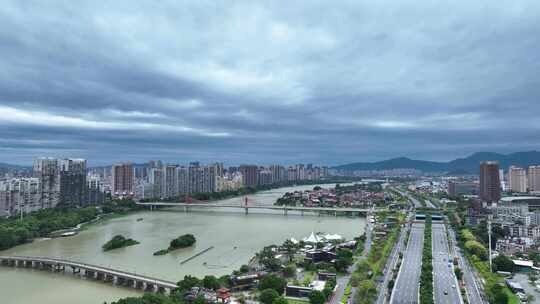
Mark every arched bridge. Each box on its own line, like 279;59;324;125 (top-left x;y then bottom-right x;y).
0;255;177;293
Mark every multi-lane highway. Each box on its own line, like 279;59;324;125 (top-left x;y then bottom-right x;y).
390;222;425;304
432;223;462;304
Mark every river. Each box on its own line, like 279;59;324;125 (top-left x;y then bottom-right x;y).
0;184;365;304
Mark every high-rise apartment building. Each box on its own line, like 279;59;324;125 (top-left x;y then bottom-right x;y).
270;165;285;183
258;168;272;185
0;178;41;217
149;167;164;198
479;161;501;203
87;174;105;205
33;157;60;209
163;165;178;198
239;165;258;187
509;166;528;193
528;166;540;192
111;163;134;197
59;158;87;207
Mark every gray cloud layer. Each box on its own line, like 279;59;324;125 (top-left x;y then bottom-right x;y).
1;1;540;165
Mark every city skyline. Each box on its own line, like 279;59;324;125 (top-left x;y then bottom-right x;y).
1;2;540;165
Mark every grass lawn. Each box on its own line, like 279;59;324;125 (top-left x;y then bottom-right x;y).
503;288;520;304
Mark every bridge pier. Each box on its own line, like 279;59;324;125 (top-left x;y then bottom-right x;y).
85;270;96;279
42;263;53;271
283;208;288;216
105;274;115;282
145;283;157;292
126;279;136;288
135;280;146;290
244;207;248;215
157;286;167;294
116;277;126;285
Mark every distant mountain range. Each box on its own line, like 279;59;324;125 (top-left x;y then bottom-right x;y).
0;162;31;170
2;151;540;175
333;151;540;174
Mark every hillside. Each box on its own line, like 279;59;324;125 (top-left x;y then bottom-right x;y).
334;151;540;174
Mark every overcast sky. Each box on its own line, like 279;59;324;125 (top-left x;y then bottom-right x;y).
1;1;540;166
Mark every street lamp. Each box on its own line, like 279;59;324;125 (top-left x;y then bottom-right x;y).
487;213;493;273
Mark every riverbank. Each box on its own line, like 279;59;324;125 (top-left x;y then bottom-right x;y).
141;179;361;203
0;184;366;304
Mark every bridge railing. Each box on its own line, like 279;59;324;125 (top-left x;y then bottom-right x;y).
0;255;177;286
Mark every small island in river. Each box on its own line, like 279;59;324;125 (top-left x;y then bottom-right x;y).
102;235;140;251
153;234;196;255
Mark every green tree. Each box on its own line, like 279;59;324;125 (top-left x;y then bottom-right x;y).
283;265;296;278
177;275;201;292
355;280;377;304
259;275;287;294
193;295;206;304
492;255;514;273
454;268;463;281
282;239;296;262
489;284;508;304
464;240;488;260
272;296;288;304
309;290;326;304
202;275;220;290
239;264;250;273
259;289;280;304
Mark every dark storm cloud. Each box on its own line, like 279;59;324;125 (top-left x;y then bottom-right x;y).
1;0;540;166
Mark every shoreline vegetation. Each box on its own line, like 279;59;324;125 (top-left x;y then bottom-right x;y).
0;179;361;252
153;234;197;255
102;235;140;251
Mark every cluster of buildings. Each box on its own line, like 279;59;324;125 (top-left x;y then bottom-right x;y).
0;158;103;217
278;186;384;208
332;168;422;178
448;162;540;198
112;162;330;200
0;157;331;217
446;161;540;254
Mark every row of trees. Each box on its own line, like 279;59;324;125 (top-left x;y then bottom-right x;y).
352;213;403;304
448;197;514;304
419;215;433;304
0;206;98;250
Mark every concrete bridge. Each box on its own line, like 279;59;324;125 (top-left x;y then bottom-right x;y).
0;255;177;293
137;202;380;215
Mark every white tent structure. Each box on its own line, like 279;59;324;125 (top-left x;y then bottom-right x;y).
303;232;323;243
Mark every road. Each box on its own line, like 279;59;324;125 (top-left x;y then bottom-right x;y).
390;222;425;304
375;223;408;304
396;190;423;209
329;214;373;304
425;200;436;209
448;228;486;304
432;223;462;304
